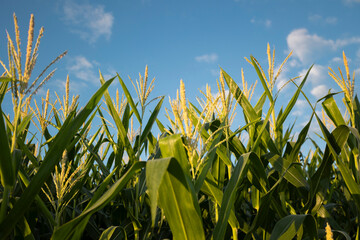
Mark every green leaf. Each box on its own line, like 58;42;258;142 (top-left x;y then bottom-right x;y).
159;134;190;174
194;120;224;193
16;113;32;136
84;167;118;211
100;72;136;162
287;113;313;163
222;68;258;122
0;107;14;187
146;157;172;226
316;117;360;209
52;161;145;240
200;173;239;229
322;95;346;127
266;153;309;189
139;96;164;149
270;214;318;240
213;152;253;240
158;159;205;240
276;65;311;128
306;125;347;213
0;81;8;104
254;92;267;115
117;73;142;123
156;118;166;133
251;56;274;104
0;77;114;239
156;134;205;240
252;100;275;151
99;226;121;240
247;153;269;193
0;77;12;82
354;95;360;130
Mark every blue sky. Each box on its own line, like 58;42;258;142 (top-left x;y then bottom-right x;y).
1;0;360;147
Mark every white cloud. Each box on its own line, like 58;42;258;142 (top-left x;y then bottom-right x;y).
331;57;343;64
67;56;98;84
286;28;360;64
299;64;327;85
292;99;308;116
63;1;114;43
68;56;93;71
195;53;218;63
311;84;329;98
66;56;115;86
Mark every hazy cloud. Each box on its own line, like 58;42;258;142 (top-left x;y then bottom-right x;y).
308;14;337;24
195;53;218;63
343;0;360;5
292;99;307;116
276;76;288;91
67;56;98;84
311;84;329;98
355;67;360;76
63;1;114;43
210;69;220;77
250;17;272;28
331;56;344;64
357;48;360;59
52;78;87;94
287;28;360;64
68;56;93;71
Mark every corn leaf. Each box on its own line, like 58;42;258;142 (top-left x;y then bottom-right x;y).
251;56;274;104
322;95;346;126
222;68;258;122
213;152;253;240
0;106;14;187
117;73;141;123
200;173;240;229
146;157;172;226
100;72;136;162
270;214;318;240
266;153;309;189
52;161;145;240
0;77;114;239
156;134;205;240
276;65;312;129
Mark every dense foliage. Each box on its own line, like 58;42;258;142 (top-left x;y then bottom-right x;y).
0;14;359;240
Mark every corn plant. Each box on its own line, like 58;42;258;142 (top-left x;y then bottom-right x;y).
0;13;359;240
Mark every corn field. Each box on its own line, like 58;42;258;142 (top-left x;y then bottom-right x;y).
0;14;359;240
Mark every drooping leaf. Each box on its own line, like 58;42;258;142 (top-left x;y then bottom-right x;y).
270;214;318;240
52;162;145;240
213;152;253;240
156;135;205;240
